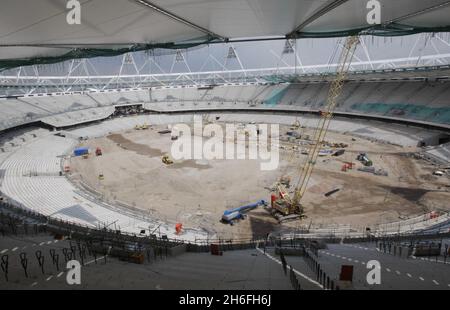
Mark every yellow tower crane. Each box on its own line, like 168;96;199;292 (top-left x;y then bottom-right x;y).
270;36;359;222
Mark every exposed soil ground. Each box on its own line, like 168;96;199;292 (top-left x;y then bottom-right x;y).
69;122;450;239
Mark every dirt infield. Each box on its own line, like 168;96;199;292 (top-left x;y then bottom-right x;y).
69;122;450;239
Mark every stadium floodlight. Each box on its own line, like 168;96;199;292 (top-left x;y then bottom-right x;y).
175;50;185;62
283;39;295;54
226;47;237;59
124;54;134;65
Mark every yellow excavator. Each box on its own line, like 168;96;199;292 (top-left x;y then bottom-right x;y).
134;123;149;130
269;36;359;223
162;154;173;165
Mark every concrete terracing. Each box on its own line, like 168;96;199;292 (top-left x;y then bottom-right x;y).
0;132;208;241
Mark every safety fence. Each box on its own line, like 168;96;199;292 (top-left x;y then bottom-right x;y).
278;249;300;290
0;211;44;236
0;233;175;284
2;196;450;251
276;246;338;291
377;240;450;264
1;239;105;283
302;246;339;290
0;198;184;245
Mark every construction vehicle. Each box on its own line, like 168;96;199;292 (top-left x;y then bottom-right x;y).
286;131;301;138
134;123;149;130
162;154;173;165
268;186;304;222
433;170;444;176
357;153;373;166
221;200;267;225
74;147;89;157
95;147;102;156
268;36;359;223
291;119;301;129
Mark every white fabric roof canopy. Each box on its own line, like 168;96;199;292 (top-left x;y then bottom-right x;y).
1;0;450;66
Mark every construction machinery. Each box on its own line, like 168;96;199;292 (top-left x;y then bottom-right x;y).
74;147;89;157
268;186;301;222
357;152;373;166
291;118;301;129
162;154;173;165
269;36;359;223
221;200;267;225
134;123;149;130
433;170;444;176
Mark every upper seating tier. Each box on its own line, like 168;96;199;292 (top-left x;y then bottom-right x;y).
1;81;449;132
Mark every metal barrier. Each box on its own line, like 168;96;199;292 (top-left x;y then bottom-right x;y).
2;197;450;251
279;249;301;290
377;239;449;264
289;265;301;290
302;246;338;290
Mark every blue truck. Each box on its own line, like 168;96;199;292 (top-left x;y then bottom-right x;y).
221;200;267;225
73;147;89;157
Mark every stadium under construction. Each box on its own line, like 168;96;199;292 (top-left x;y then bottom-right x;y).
1;0;450;291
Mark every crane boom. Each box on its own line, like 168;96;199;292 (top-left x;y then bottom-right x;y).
269;36;359;222
293;36;359;205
